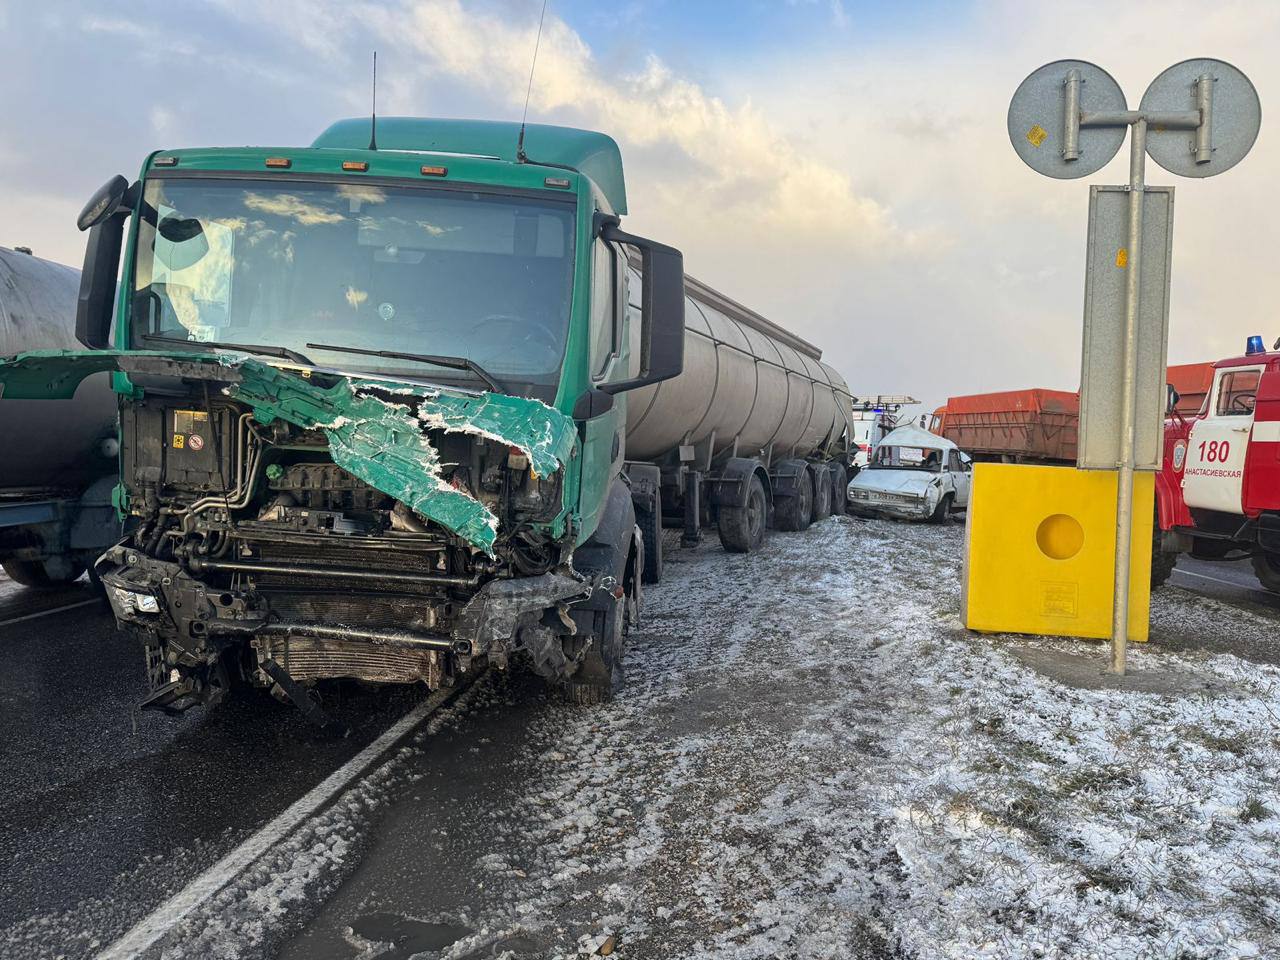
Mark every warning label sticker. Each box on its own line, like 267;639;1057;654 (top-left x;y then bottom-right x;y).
1026;124;1048;147
173;409;209;434
1041;580;1079;618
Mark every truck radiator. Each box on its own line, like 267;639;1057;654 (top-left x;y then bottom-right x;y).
254;635;442;686
265;592;448;633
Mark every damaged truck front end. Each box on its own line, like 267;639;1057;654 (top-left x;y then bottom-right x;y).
2;350;604;715
3;121;685;720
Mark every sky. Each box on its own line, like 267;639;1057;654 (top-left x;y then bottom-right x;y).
2;0;1277;415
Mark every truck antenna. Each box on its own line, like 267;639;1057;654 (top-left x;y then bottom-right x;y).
368;51;378;151
515;0;549;163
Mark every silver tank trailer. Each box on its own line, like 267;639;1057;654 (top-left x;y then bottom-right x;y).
624;268;852;462
0;246;116;490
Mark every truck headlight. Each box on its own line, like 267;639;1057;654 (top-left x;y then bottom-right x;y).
109;585;160;614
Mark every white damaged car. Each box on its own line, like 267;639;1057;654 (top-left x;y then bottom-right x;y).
846;425;971;522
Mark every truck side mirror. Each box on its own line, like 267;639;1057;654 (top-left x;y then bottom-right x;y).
1166;383;1180;415
595;217;684;395
77;175;130;231
75;176;134;350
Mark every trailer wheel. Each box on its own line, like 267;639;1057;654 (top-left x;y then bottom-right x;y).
719;473;768;553
828;463;848;515
811;465;833;522
774;469;813;532
1252;551;1280;594
2;558;86;589
637;500;663;584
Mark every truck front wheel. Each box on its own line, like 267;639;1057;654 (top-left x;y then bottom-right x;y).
718;474;768;553
2;558;86;589
562;597;626;705
1252;551;1280;594
637;499;663;584
1150;522;1177;589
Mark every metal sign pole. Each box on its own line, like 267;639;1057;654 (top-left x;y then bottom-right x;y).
1110;117;1146;674
1007;58;1259;677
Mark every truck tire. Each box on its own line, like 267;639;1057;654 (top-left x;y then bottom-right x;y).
774;469;813;532
562;596;626;705
719;473;768;553
637;500;663;584
1252;551;1280;594
829;463;848;515
811;464;833;522
1151;547;1177;588
929;493;953;524
1150;511;1176;588
2;558;86;589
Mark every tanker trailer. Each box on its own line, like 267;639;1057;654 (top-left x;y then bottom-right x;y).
623;260;855;581
0;246;119;587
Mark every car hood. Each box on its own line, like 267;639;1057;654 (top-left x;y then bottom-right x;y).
850;469;939;497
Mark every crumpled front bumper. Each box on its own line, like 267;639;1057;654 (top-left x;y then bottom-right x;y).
95;541;595;686
846;490;936;521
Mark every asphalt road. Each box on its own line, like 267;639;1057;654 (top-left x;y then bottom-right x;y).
1169;554;1280;610
1;541;1276;960
0;578;430;960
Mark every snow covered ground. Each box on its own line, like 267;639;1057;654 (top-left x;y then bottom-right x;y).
425;517;1280;960
130;515;1280;959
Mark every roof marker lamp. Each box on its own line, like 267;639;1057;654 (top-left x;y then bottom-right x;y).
1247;334;1265;355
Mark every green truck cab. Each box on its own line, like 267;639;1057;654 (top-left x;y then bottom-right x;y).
0;119;684;719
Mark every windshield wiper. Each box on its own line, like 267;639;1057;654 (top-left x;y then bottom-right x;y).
305;343;504;393
143;334;314;366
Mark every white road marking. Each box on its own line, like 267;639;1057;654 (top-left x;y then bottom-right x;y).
96;680;471;960
0;598;102;628
1173;567;1258;591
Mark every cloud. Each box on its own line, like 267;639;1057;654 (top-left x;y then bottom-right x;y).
277;0;908;248
9;0;1280;415
149;105;175;139
81;17;150;38
784;0;850;29
729;0;1280;408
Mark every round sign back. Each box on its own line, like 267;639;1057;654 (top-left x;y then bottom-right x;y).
1008;59;1128;179
1141;58;1260;178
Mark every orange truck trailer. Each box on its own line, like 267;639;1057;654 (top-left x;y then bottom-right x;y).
929;363;1214;464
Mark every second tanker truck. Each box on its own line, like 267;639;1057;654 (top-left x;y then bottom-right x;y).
0;246;119;588
0;118;854;720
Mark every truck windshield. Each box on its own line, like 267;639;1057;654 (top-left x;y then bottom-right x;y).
129;177;576;397
871;445;944;472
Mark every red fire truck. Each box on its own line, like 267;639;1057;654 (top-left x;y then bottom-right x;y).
1156;337;1280;590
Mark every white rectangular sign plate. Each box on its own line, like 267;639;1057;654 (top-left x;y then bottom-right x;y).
1078;185;1175;470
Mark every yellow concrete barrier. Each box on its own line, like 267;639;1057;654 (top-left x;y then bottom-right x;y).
962;463;1153;642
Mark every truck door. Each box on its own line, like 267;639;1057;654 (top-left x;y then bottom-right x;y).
576;239;627;540
1182;366;1261;515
